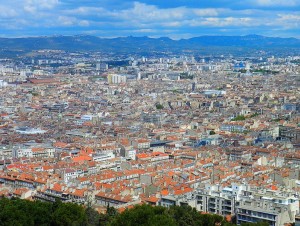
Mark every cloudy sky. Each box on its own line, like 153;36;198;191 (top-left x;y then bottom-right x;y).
0;0;299;38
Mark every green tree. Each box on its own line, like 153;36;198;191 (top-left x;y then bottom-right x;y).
156;103;164;110
85;207;100;226
0;198;276;226
231;115;246;121
109;204;176;226
51;202;87;226
209;131;216;135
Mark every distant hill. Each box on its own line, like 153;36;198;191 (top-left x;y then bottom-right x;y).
0;34;299;55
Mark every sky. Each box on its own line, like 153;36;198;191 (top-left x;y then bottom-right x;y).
0;0;300;39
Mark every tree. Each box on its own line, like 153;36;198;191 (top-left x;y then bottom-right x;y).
0;198;276;226
231;115;246;121
51;202;87;226
109;204;176;226
85;207;100;226
156;103;164;110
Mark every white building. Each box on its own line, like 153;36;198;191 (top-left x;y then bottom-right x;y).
0;80;8;88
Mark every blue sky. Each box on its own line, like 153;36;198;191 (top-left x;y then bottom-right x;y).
0;0;299;38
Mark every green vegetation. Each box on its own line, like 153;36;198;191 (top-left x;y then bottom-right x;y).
179;72;194;80
209;131;216;135
155;103;164;110
89;76;106;82
249;113;259;118
108;205;268;226
238;69;247;73
272;118;281;122
172;89;182;94
0;198;269;226
28;91;38;96
231;115;246;121
252;69;279;75
0;197;87;226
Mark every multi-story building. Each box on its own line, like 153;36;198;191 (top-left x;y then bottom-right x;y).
159;183;300;226
141;112;164;125
279;126;300;145
236;194;299;226
220;124;246;133
195;183;246;216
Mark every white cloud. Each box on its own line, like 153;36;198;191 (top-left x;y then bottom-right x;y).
135;29;157;33
278;13;300;21
254;0;297;6
58;16;76;26
193;8;220;17
0;0;299;37
116;2;187;22
23;0;59;13
78;20;90;27
276;13;300;29
0;6;17;17
64;6;107;16
189;17;254;27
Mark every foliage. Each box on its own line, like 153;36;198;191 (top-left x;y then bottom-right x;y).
0;197;87;226
179;73;194;80
251;69;279;75
51;201;87;226
86;207;100;226
231;115;246;121
249;113;259;118
272;118;281;122
172;89;182;93
209;131;216;135
238;69;247;73
108;204;268;226
0;198;274;226
108;204;176;226
156;103;164;110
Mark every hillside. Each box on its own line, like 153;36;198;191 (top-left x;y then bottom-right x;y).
0;34;299;55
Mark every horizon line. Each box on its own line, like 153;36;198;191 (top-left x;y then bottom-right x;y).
0;34;299;40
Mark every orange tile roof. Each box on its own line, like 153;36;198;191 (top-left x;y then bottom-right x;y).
145;196;159;203
72;155;92;163
53;142;69;148
161;189;169;196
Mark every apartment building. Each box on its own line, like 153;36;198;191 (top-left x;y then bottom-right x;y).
236;195;298;226
159;183;299;226
195;183;246;216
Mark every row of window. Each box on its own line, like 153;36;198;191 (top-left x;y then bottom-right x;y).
239;209;276;220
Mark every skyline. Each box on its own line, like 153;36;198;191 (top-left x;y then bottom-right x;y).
0;0;300;39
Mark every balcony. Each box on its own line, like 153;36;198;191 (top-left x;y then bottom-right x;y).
208;204;216;208
223;202;232;206
222;206;232;211
238;213;276;222
208;208;216;213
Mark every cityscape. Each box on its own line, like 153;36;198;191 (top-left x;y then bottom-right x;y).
0;1;300;226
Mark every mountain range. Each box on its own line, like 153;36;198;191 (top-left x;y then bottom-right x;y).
0;34;299;55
